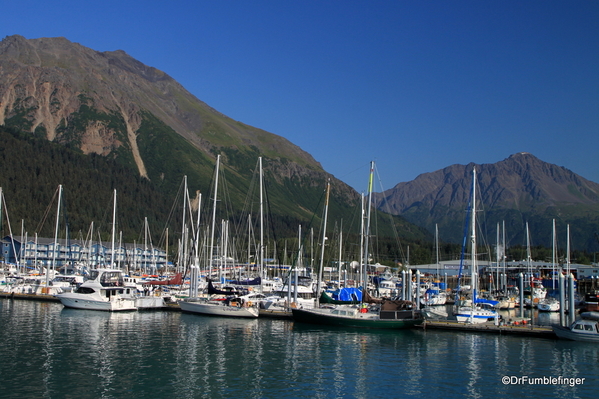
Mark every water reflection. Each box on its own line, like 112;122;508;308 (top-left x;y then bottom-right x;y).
1;299;599;399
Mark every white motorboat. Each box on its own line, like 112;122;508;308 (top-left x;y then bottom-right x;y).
537;297;560;312
56;268;137;311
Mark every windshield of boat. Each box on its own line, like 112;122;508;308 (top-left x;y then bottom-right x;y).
100;271;124;287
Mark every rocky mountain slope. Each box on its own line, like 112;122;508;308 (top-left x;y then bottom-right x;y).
0;35;427;260
374;153;599;251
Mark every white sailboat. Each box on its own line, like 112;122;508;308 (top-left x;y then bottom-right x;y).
179;155;259;318
454;168;499;324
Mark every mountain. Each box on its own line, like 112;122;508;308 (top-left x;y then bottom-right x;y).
0;35;428;264
373;152;599;252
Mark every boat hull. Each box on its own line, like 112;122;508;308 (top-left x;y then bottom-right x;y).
291;307;421;329
179;300;259;318
553;326;599;342
57;294;137;311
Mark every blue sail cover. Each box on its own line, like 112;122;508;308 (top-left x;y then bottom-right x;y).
473;289;499;306
334;287;362;302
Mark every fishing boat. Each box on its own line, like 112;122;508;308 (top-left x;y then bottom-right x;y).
453;168;499;324
56;268;137;311
553;312;599;342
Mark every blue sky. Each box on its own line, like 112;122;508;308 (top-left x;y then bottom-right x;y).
3;1;598;192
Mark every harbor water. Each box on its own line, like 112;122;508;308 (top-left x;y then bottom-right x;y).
0;299;597;399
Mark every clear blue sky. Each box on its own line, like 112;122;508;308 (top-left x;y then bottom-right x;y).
3;1;598;192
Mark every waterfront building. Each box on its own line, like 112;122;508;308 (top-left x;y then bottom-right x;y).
1;236;168;272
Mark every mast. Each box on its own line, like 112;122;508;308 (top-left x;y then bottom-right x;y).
209;155;220;278
316;180;331;305
259;157;264;289
526;222;531;286
111;189;116;268
435;223;439;278
470;168;477;304
49;184;62;286
552;219;556;290
363;161;375;291
182;176;188;271
502;220;506;291
338;220;343;286
566;224;571;275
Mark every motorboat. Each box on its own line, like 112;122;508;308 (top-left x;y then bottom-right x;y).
538;297;560;312
56;268;137;311
553;312;599;342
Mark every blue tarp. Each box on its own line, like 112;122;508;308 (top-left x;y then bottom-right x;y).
334;287;362;302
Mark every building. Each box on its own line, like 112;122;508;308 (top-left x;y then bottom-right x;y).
1;235;168;272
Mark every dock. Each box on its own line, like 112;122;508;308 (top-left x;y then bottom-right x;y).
420;319;557;338
0;292;60;302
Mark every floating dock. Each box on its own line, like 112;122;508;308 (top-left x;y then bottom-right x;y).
420;319;557;338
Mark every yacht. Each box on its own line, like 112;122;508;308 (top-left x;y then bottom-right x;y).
56;269;137;311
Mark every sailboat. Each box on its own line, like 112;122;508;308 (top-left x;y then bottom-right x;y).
291;163;422;329
178;155;259;318
453;168;499;324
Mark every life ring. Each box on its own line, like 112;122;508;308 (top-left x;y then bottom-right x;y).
360;308;368;313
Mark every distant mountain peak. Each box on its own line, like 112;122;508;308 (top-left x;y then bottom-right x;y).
374;153;599;250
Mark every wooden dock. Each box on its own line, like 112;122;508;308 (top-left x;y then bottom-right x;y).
420;319;557;338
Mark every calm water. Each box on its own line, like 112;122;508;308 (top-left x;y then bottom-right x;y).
0;299;597;399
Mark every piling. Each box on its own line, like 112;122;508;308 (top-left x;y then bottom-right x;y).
559;273;565;327
519;273;524;319
569;274;576;326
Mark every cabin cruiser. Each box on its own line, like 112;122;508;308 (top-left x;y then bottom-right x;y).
56;268;137;311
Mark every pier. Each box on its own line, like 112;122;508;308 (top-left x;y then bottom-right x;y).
420;319;557;338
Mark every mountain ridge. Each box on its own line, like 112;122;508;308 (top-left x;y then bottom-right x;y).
374;152;599;251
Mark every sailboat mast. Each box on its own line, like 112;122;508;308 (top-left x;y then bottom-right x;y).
50;184;63;284
316;180;331;305
363;161;375;290
552;219;556;290
259;157;264;286
470;168;477;302
209;155;220;275
111;189;116;268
